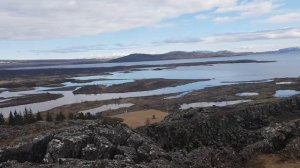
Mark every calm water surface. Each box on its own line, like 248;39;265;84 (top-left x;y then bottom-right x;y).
79;103;134;115
274;90;300;97
180;100;252;109
236;92;259;96
0;52;300;117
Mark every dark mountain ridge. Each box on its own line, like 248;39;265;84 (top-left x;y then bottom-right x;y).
109;50;253;63
110;47;300;63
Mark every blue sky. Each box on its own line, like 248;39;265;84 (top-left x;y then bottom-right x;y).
0;0;300;60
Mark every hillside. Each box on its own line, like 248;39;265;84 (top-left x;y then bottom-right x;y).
109;51;253;62
109;47;300;63
0;96;299;167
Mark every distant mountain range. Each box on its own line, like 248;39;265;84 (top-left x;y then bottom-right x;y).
275;47;300;53
109;47;300;63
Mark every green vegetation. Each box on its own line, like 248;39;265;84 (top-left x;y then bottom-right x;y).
0;113;5;125
36;112;43;121
6;108;38;126
68;113;74;120
55;112;66;122
46;112;53;122
75;112;96;120
0;109;100;126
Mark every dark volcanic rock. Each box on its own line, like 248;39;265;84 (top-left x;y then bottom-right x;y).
187;147;240;168
0;134;53;163
140;96;300;167
0;120;175;167
280;137;300;159
0;97;300;167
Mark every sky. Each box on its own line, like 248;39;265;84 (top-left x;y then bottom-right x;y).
0;0;300;60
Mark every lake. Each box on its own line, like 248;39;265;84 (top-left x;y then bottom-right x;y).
0;52;300;116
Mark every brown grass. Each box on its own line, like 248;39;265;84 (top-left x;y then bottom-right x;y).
110;109;168;128
248;154;300;168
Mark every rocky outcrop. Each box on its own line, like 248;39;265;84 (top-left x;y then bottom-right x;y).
0;97;300;167
0;134;53;163
0;120;175;167
140;96;300;167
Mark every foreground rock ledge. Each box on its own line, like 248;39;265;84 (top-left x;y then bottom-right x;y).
1;96;300;168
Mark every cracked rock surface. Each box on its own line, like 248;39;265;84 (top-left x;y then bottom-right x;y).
1;97;300;167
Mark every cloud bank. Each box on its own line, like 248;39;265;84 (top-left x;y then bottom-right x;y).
163;28;300;44
266;12;300;24
0;0;276;40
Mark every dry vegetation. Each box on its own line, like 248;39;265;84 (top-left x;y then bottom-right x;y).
111;109;168;128
248;154;300;168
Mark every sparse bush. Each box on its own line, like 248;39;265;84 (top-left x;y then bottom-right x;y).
14;111;23;125
36;112;43;121
0;113;5;125
75;112;97;120
68;113;74;120
85;112;96;120
46;112;53;122
55;112;66;122
145;118;151;126
101;117;124;126
8;110;24;126
8;111;14;125
23;108;35;124
76;112;85;120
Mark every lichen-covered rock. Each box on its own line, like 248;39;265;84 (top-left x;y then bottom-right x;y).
239;140;273;160
280;137;300;159
43;129;91;163
117;146;137;163
1;96;300;167
0;134;53;163
261;122;293;149
187;147;240;168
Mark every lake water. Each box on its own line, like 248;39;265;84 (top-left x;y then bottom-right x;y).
180;100;252;109
78;103;134;115
0;52;300;117
274;90;300;97
275;82;295;85
236;92;259;96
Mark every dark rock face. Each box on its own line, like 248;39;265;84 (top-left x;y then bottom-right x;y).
143;97;300;149
0;120;175;168
0;97;300;167
280;137;300;159
0;134;53;163
141;96;300;166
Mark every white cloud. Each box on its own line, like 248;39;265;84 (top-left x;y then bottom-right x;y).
213;16;241;23
30;43;139;53
0;0;237;40
162;38;202;44
149;23;175;29
216;0;275;17
213;0;276;23
162;28;300;44
266;12;300;24
195;14;209;21
203;28;300;43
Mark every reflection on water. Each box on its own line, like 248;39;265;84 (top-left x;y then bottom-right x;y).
274;90;300;97
79;103;134;115
0;80;218;117
63;79;134;87
275;82;295;85
0;98;10;103
165;91;192;99
236;92;259;96
180;100;252;110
